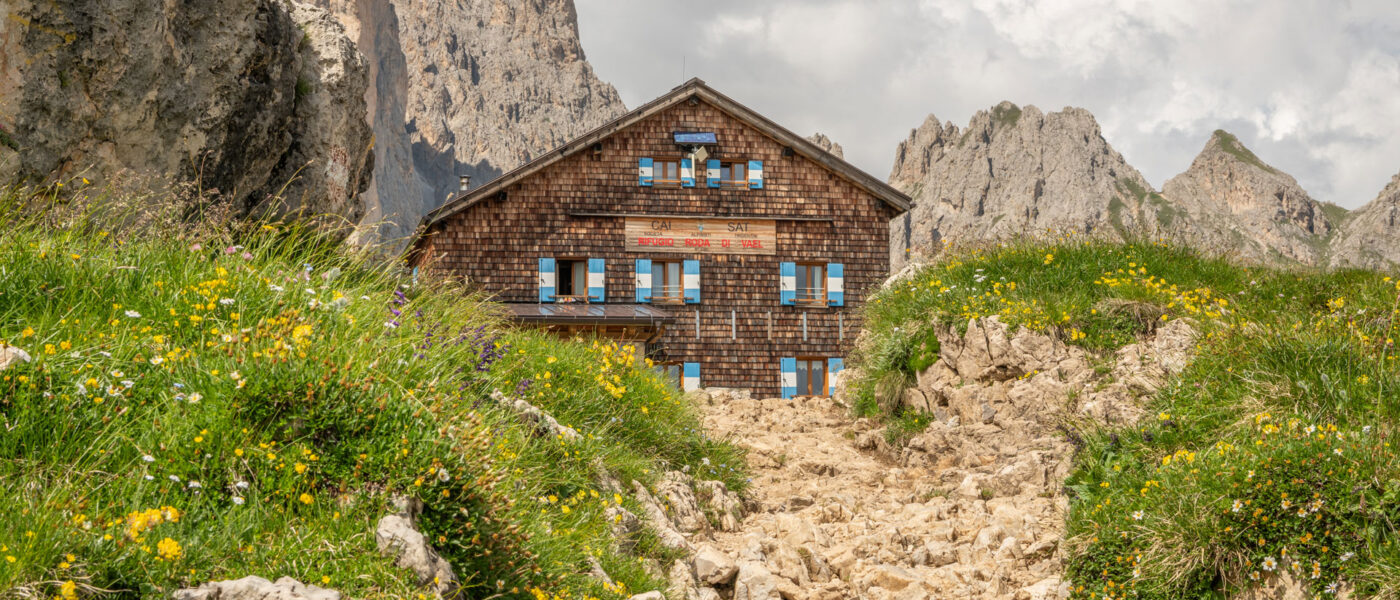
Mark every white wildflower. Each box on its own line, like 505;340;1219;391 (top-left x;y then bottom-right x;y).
124;310;141;318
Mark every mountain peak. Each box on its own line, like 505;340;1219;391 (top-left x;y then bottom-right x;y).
1160;131;1331;264
888;101;1158;269
805;132;845;159
1200;129;1279;175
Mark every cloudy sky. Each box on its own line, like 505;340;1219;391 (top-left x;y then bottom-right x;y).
576;0;1400;208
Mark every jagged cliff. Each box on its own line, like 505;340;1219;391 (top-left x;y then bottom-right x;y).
314;0;627;243
1159;131;1335;265
0;0;373;224
1331;171;1400;271
805;132;844;159
888;102;1163;270
891;104;1396;271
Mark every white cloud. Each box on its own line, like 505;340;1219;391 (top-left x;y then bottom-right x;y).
578;0;1400;207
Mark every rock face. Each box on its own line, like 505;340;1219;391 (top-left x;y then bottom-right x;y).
888;104;1400;271
1331;170;1400;271
889;102;1163;271
805;133;844;159
0;0;373;225
1160;131;1335;265
312;0;627;242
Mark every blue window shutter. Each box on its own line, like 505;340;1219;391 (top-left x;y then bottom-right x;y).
748;160;764;189
638;157;654;187
827;358;844;396
706;159;721;188
538;258;556;303
826;262;844;307
634;259;652;303
680;158;695;187
780;357;797;399
779;261;796;305
683;259;700;304
587;258;606;302
683;362;700;392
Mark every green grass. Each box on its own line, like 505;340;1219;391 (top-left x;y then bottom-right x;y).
992;103;1023;129
1213;130;1278;174
0;185;745;600
853;238;1400;598
1322;202;1350;228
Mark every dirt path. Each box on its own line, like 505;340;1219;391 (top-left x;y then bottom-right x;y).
690;390;1067;600
657;318;1194;600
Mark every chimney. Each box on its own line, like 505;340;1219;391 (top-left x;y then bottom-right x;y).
458;175;471;192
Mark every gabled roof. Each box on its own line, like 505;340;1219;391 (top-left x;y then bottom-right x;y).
420;78;911;227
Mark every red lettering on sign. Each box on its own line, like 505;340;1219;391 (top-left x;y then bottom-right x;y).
721;239;731;248
685;238;711;247
742;240;763;248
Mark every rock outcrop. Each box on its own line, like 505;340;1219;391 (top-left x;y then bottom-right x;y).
1330;170;1400;271
888;104;1400;271
805;133;844;159
0;0;373;225
375;496;459;597
888;103;1164;271
313;0;626;243
173;576;340;600
1160;131;1335;265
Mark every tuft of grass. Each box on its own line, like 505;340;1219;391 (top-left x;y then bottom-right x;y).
853;237;1400;598
0;184;745;600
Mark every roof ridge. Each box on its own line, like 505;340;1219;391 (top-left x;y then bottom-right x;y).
419;80;909;228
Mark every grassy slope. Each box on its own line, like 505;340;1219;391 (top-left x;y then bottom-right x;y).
0;191;744;600
853;239;1400;598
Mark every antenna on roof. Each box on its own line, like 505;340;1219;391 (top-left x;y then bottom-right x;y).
683;55;686;81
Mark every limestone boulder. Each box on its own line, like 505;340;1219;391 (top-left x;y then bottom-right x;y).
374;496;458;597
692;544;738;586
173;576;339;600
0;345;31;371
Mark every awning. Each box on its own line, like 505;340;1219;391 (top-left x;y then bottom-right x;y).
504;303;675;326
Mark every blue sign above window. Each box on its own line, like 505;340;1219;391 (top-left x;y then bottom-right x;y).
673;131;718;144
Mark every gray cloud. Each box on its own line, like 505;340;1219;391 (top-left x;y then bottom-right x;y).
576;0;1400;208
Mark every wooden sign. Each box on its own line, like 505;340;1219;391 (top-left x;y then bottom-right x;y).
625;217;776;255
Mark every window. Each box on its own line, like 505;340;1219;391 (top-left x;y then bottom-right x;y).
718;161;746;185
795;357;827;397
555;259;589;302
654;160;680;184
655;362;683;386
650;260;684;303
795;262;826;304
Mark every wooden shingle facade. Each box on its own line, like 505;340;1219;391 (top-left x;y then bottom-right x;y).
409;79;908;398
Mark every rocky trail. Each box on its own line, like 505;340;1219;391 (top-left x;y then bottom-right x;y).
662;317;1197;600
